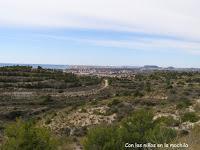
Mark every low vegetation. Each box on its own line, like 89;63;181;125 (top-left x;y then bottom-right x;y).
181;112;199;123
1;119;58;150
0;66;199;149
83;110;177;150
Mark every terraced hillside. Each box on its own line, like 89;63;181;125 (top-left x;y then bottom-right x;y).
0;66;105;123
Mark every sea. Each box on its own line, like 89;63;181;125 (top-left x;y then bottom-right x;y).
0;63;68;70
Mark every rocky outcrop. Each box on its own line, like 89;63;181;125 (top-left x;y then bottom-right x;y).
44;106;116;136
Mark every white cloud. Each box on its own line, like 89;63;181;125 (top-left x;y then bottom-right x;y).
38;33;200;55
0;0;200;53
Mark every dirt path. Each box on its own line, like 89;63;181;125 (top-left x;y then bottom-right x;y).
103;79;109;88
55;79;109;97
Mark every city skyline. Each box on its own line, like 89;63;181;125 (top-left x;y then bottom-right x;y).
0;0;200;68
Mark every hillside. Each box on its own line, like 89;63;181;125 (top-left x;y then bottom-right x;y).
0;66;200;149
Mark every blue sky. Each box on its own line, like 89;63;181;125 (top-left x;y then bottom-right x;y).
0;0;200;67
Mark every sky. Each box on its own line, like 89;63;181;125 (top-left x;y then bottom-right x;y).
0;0;200;68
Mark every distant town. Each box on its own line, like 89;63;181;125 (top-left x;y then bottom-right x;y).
0;63;199;79
66;65;200;78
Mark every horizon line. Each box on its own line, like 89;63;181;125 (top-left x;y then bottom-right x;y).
0;62;199;69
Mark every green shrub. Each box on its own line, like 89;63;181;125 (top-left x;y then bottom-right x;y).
176;99;192;109
134;90;144;97
108;99;120;107
41;95;53;104
181;112;199;123
2;119;58;150
154;116;180;127
83;126;116;150
146;124;177;144
83;110;177;150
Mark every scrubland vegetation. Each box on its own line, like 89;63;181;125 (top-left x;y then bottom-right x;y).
0;66;199;149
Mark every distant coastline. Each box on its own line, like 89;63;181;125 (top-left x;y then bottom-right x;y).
0;63;199;71
0;63;68;70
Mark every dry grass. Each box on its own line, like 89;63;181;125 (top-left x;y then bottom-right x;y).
172;125;200;150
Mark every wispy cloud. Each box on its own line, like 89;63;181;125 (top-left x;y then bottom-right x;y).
0;0;200;58
1;0;200;38
38;33;200;54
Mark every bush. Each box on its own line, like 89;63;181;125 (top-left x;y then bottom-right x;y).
83;110;177;150
181;112;199;123
176;99;192;109
83;126;116;150
2;119;58;150
41;95;53;104
146;124;177;144
108;99;120;107
154;116;180;127
134;90;144;97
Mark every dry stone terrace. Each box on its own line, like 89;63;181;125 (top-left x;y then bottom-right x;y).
43;106;117;136
0;66;105;121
